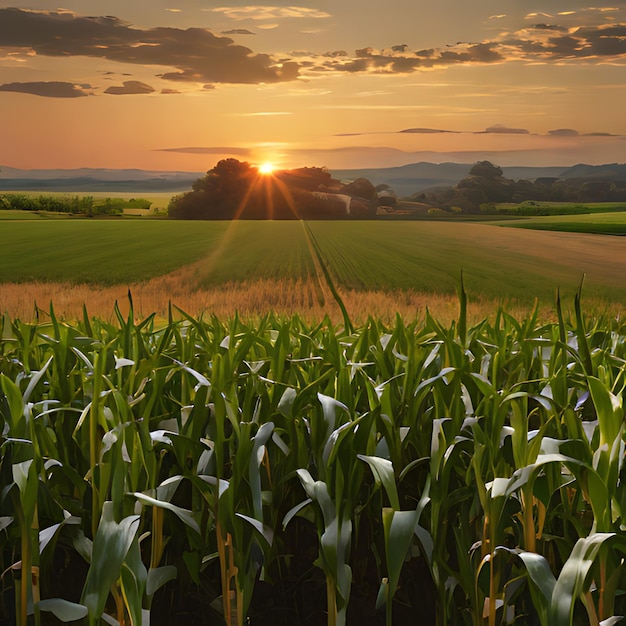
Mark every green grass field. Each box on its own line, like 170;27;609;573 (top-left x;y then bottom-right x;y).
0;220;230;283
2;219;626;303
0;209;47;220
491;201;626;215
493;210;626;235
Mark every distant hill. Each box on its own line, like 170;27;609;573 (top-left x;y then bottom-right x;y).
331;162;568;197
0;166;202;192
558;163;626;180
3;162;625;198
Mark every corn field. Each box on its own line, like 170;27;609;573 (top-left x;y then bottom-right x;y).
0;292;625;625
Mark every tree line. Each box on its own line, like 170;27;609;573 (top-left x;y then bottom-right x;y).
0;194;151;216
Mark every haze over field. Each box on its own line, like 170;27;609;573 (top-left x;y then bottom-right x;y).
1;1;626;172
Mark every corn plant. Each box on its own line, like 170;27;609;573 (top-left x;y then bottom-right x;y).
1;299;626;625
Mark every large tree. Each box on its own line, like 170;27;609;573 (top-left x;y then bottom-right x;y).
168;159;378;219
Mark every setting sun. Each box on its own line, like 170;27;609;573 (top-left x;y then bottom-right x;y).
258;162;275;175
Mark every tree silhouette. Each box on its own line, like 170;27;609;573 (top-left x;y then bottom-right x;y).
168;159;379;220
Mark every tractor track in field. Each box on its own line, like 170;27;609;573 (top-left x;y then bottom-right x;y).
300;220;353;331
300;220;330;307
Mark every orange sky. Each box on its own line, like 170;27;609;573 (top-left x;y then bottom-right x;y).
1;1;626;171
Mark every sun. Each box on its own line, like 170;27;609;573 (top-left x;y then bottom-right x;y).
258;162;275;175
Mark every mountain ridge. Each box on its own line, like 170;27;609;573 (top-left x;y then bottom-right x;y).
2;162;625;197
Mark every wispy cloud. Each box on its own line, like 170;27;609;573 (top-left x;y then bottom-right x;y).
208;6;331;20
222;29;255;35
235;111;293;116
0;80;91;97
399;128;459;134
156;146;252;156
333;125;619;138
0;8;299;85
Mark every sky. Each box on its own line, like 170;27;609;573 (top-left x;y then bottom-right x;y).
1;1;626;172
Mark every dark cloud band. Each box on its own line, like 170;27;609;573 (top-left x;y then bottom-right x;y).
0;81;90;97
1;7;625;88
0;8;299;85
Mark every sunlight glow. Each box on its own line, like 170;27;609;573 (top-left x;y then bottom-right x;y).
259;162;275;175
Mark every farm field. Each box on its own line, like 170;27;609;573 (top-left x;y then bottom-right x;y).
2;219;626;321
0;220;230;284
492;210;626;235
0;209;45;220
490;201;626;215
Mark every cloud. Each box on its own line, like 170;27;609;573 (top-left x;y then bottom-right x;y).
156;146;252;156
528;23;568;32
222;29;255;35
399;127;459;134
0;80;90;97
3;7;625;89
307;16;626;77
208;7;331;20
104;80;155;95
548;128;580;136
525;13;553;19
480;124;530;134
236;111;293;116
0;8;299;85
315;41;506;74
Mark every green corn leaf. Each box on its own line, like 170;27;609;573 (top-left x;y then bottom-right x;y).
413;524;434;566
12;459;39;522
376;578;389;611
146;566;177;598
81;503;140;625
587;376;622;447
357;455;399;510
515;550;556;624
282;498;312;529
39;516;81;554
119;537;147;626
235;513;274;546
134;492;200;535
12;459;34;495
382;508;419;600
249;422;274;521
317;393;349;436
277;387;297;417
296;469;335;527
38;599;88;622
1;374;25;435
22;355;53;406
550;533;616;626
